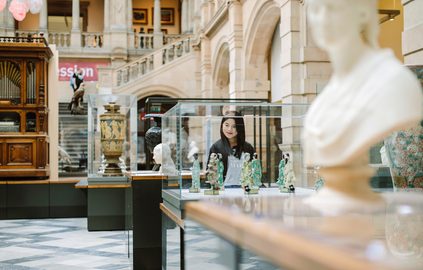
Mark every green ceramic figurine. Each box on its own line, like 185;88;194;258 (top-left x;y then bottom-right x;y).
251;153;262;189
241;153;258;194
217;153;224;190
204;153;219;195
276;155;285;189
189;153;201;193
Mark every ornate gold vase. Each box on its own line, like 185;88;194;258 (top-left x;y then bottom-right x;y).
99;102;125;176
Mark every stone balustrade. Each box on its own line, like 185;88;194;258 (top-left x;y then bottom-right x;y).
134;33;154;50
114;36;193;87
82;32;103;48
48;32;71;48
14;30;188;54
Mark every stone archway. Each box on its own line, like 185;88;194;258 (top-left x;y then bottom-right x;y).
212;41;230;98
132;84;183;100
243;1;280;96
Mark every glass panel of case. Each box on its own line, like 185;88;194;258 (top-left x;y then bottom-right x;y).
161;102;311;198
0;112;20;132
87;94;137;178
25;112;36;132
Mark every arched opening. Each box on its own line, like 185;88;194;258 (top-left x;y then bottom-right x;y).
244;2;280;100
212;42;230;98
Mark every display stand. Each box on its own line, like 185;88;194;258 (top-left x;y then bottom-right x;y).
76;178;131;231
127;171;166;270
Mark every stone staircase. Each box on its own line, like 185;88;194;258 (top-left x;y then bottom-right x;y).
99;35;195;93
58;102;88;177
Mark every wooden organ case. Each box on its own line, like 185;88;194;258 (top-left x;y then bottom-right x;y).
0;37;52;178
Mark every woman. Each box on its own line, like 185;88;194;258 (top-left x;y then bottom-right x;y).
207;111;255;187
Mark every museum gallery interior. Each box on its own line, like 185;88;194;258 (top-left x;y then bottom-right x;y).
0;0;422;269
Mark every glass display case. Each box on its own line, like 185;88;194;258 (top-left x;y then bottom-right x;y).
160;102;311;198
185;193;423;270
87;94;137;180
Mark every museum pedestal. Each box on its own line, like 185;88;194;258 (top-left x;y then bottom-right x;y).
128;171;166;270
77;177;131;231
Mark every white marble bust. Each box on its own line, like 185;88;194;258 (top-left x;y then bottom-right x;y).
153;143;178;175
302;0;422;210
303;0;422;167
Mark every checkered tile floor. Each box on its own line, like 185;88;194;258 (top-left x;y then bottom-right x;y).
0;218;277;270
0;218;131;270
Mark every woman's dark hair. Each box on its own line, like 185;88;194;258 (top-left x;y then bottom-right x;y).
220;111;246;158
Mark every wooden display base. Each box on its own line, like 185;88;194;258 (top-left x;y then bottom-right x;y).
87;175;128;184
279;187;295;193
244;188;259;195
189;187;200;193
204;189;220;195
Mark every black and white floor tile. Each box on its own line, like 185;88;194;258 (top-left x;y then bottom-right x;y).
1;218;277;270
0;218;132;270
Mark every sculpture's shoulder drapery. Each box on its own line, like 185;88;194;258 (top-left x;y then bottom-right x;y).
303;50;423;167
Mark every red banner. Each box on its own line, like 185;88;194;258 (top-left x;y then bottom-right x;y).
59;59;109;81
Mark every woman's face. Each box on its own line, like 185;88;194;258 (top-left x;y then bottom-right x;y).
307;0;363;50
222;119;238;141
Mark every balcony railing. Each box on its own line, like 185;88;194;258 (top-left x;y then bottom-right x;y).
0;36;48;47
82;32;103;48
114;36;193;88
16;30;188;54
48;32;70;47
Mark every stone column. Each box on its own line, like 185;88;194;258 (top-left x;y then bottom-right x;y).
127;0;134;50
104;0;110;32
102;0;110;52
72;0;80;30
193;0;201;33
201;37;213;98
0;8;15;36
208;0;215;21
109;0;129;65
127;0;133;30
181;0;188;33
280;1;304;185
71;0;82;48
39;0;48;34
188;0;194;32
279;0;330;104
200;0;210;29
153;0;163;48
227;0;243;98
